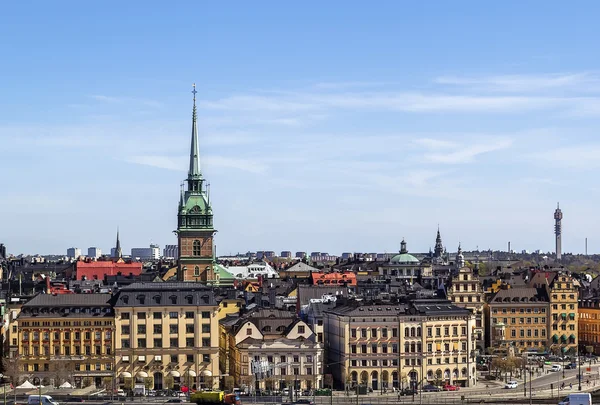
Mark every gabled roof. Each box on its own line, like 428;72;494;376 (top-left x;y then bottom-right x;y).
285;262;319;273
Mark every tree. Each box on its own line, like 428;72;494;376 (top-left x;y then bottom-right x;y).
144;377;153;390
52;362;73;387
82;377;93;388
163;375;174;390
2;357;24;386
223;376;235;392
102;377;113;392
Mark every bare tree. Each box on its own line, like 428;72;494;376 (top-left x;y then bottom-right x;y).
2;357;24;386
52;362;73;387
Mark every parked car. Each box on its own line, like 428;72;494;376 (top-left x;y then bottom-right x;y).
558;393;592;405
551;364;563;372
294;400;314;405
400;389;417;396
117;389;126;397
443;384;460;391
505;381;518;389
566;363;578;369
422;384;441;392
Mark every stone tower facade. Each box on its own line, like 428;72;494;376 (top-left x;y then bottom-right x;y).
177;85;216;282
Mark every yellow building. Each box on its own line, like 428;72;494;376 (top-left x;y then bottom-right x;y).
16;294;114;387
578;299;600;354
547;272;579;354
324;299;477;390
114;283;220;391
447;266;485;352
488;287;549;353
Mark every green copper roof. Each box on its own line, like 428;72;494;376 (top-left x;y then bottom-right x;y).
390;253;420;264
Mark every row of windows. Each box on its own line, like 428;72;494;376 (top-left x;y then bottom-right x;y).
24;363;112;372
551;324;576;331
552;313;577;321
451;296;482;303
121;337;211;348
121;354;211;364
553;304;576;310
23;345;111;356
580;324;600;332
492;307;546;314
492;317;547;324
451;284;480;292
351;327;400;339
20;320;111;327
507;329;547;338
121;311;211;320
350;341;469;354
253;355;314;364
552;294;576;300
121;323;210;335
22;331;111;341
351;359;402;367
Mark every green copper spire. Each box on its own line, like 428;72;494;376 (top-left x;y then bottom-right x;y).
189;83;201;180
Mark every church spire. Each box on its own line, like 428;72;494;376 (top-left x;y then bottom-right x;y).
188;83;202;185
115;228;122;259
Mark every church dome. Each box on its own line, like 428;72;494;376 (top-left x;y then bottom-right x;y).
390;253;420;264
390;239;420;264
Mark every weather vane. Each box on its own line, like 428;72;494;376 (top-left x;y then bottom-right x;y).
192;83;197;102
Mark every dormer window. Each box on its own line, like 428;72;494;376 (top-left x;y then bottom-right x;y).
121;296;129;304
137;295;145;305
170;295;177;305
263;326;272;332
200;295;209;304
153;295;161;304
186;295;194;305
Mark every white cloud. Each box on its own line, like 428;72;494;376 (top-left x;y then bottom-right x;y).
435;72;600;93
529;144;600;170
413;138;457;150
423;138;513;164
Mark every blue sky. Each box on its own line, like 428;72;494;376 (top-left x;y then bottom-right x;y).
2;1;600;256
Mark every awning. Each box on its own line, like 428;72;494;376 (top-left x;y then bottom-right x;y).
137;371;149;378
120;372;132;378
569;313;576;318
561;335;567;341
570;334;576;339
187;370;197;377
201;370;213;377
169;371;181;377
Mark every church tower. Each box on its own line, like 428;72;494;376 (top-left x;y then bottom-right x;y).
177;84;216;282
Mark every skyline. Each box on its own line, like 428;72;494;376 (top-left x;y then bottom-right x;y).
3;2;600;255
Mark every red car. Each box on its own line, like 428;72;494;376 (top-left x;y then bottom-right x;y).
443;384;460;391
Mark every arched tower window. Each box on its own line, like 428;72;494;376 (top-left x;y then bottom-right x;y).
193;240;201;256
194;266;200;277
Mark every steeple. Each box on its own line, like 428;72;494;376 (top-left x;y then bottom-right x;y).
114;228;122;259
434;226;444;258
188;83;203;193
400;239;408;254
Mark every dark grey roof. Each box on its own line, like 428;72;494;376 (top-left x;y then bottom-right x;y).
491;287;548;303
113;283;217;307
325;298;470;318
297;284;348;306
22;293;112;307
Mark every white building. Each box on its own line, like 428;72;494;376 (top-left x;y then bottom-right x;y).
67;247;81;259
227;261;279;280
87;247;101;259
163;244;178;259
130;244;160;260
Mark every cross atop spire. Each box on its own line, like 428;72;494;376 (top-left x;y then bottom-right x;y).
188;83;202;186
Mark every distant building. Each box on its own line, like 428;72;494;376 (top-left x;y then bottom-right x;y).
295;251;306;259
280;251;292;258
263;251;275;258
67;247;81;259
76;260;143;281
341;252;353;260
131;244;160;260
87;247;101;259
0;243;6;259
164;244;178;259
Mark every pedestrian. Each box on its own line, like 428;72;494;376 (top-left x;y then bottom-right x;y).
570;383;572;390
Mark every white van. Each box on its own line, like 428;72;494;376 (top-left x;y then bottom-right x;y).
550;364;563;372
558;393;592;405
27;395;59;405
505;380;518;389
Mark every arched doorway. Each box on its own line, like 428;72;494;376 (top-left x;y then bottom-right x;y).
371;371;378;391
392;371;399;389
153;372;163;390
382;371;389;389
409;370;418;390
360;371;368;387
351;371;358;387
